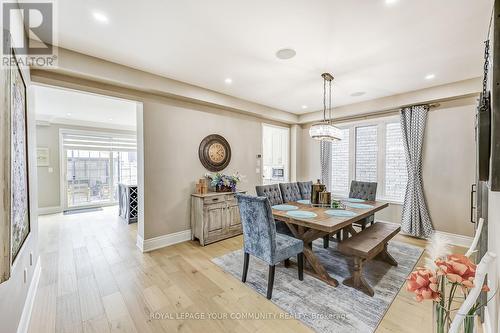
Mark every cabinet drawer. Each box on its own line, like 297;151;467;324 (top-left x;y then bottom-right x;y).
225;196;238;206
203;195;225;205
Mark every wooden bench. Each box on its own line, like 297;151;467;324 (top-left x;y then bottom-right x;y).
338;222;401;296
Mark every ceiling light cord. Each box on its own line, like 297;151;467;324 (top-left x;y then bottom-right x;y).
329;79;332;124
323;77;327;123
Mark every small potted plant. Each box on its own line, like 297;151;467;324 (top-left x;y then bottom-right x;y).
205;172;241;192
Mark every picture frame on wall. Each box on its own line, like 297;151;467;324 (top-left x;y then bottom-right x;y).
36;147;50;167
9;48;30;265
0;31;11;284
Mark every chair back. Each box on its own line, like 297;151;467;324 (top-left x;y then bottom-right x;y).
255;184;283;206
236;194;276;263
279;182;302;202
349;180;377;201
297;181;313;200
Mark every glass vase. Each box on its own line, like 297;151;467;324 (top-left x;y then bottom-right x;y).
433;302;476;333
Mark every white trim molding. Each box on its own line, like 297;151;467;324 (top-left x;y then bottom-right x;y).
378;220;473;248
37;206;62;215
432;230;473;248
136;229;192;253
17;257;41;333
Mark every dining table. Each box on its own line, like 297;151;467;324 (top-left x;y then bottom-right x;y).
271;200;389;287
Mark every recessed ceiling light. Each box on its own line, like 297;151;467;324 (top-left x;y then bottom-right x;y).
385;0;398;5
425;74;435;80
93;12;109;23
350;91;366;97
108;118;113;121
301;105;308;109
224;78;232;84
276;48;296;60
66;113;72;116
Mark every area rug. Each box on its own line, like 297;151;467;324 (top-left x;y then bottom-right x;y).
212;240;423;333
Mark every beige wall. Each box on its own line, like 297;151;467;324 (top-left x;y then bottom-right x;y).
35;123;136;210
297;97;477;237
142;97;280;239
422;98;476;236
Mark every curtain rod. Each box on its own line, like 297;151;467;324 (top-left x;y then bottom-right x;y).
327;102;441;125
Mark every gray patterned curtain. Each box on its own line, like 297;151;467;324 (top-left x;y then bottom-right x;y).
400;105;434;238
320;141;332;190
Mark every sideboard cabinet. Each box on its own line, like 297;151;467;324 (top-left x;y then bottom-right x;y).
190;191;245;246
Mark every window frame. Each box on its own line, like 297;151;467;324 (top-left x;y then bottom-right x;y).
330;115;405;205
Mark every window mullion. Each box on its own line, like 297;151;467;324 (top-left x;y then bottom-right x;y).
349;126;356;187
378;122;386;200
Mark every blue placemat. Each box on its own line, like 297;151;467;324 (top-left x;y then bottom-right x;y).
344;198;366;203
272;204;299;211
297;199;310;205
325;210;356;217
344;202;374;209
286;210;317;219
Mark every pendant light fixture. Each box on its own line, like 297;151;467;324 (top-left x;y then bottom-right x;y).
309;73;343;141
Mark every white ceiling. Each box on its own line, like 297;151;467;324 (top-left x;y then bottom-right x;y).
34;85;137;129
54;0;493;114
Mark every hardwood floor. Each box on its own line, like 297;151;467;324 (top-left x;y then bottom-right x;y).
28;207;457;333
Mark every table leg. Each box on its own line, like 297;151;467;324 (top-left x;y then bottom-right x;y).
284;222;339;287
374;243;398;266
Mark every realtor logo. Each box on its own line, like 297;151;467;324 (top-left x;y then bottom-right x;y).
2;1;57;68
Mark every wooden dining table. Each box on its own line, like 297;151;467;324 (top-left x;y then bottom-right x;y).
272;200;389;287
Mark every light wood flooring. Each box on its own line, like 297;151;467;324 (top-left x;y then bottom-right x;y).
27;206;455;333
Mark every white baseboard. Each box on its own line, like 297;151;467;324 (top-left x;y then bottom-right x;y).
136;229;191;253
377;220;473;248
17;257;41;333
136;234;144;252
37;206;62;215
432;230;473;248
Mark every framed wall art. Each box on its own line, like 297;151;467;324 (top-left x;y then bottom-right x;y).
0;33;11;284
9;49;30;265
36;147;49;167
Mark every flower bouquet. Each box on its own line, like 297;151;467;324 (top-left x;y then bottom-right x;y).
205;172;242;192
406;236;491;333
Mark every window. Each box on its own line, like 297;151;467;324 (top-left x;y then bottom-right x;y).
331;128;350;196
385;123;407;201
62;131;137;208
355;126;378;182
327;119;407;203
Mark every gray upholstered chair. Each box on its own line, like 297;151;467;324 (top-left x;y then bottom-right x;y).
255;184;291;236
297;181;313;200
255;184;283;205
279;182;302;202
236;194;304;299
349;180;378;229
326;181;378;246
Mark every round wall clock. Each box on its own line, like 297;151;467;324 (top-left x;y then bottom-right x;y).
198;134;231;172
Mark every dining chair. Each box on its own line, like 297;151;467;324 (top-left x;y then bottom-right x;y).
349;180;377;229
279;182;302;202
255;184;283;205
297;181;313;200
255;184;292;236
330;180;378;245
236;194;304;300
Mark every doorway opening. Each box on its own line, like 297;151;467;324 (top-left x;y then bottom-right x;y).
33;83;143;236
262;124;290;185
